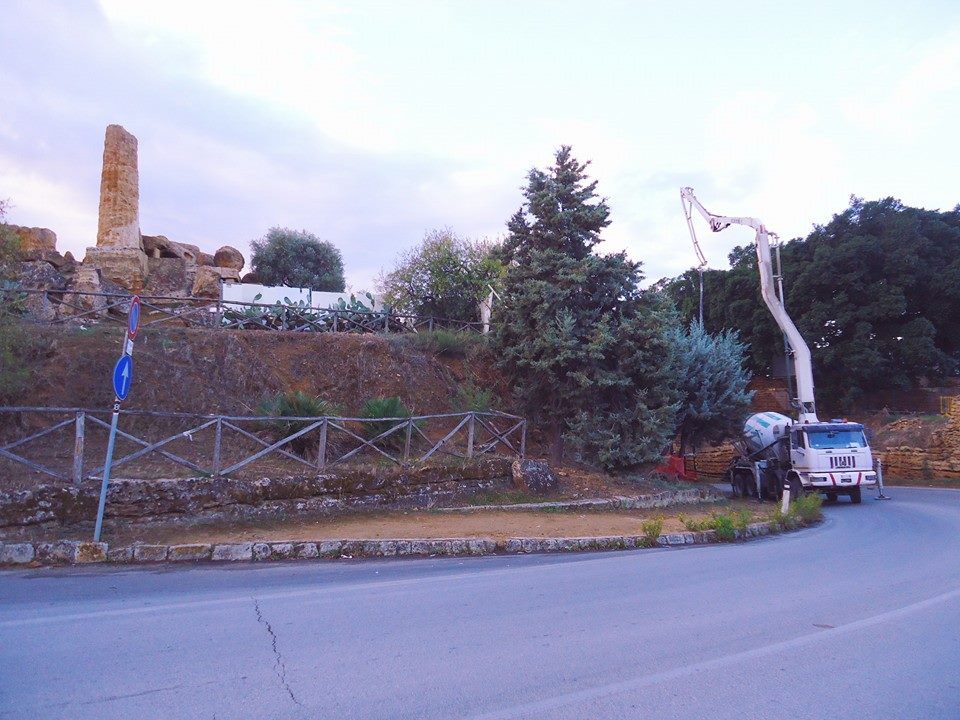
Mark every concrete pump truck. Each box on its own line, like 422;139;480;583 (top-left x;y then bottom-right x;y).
680;188;882;504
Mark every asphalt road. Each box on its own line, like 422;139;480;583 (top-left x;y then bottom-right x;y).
1;487;958;720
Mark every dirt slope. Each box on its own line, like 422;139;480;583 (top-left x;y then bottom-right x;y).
14;326;507;417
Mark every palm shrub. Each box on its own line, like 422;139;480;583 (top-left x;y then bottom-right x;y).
256;392;338;458
359;396;415;450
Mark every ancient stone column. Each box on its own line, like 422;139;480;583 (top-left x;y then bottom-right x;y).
96;125;141;249
83;124;148;291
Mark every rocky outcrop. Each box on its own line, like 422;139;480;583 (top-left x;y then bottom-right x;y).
142;234;202;263
7;225;56;255
191;265;222;298
214;246;244;271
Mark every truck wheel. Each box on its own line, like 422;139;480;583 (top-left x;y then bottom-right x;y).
850;488;862;504
824;492;838;504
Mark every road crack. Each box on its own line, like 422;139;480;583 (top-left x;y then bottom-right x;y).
253;598;302;707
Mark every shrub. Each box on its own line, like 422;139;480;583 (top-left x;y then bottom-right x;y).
710;513;737;542
733;508;753;530
640;516;664;547
452;382;494;412
791;494;823;524
409;330;479;356
681;514;712;532
359;396;414;449
256;392;338;458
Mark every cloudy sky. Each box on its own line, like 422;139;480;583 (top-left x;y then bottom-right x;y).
1;0;958;291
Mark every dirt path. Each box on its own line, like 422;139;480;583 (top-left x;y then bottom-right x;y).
3;499;768;546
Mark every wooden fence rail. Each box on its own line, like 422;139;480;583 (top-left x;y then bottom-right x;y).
0;407;526;485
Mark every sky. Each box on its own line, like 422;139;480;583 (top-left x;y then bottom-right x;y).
1;0;958;292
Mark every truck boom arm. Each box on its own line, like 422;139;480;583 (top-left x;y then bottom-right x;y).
680;187;819;423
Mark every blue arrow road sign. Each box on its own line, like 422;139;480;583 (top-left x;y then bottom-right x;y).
112;355;133;401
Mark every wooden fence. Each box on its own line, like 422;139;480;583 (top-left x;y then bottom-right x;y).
0;407;526;485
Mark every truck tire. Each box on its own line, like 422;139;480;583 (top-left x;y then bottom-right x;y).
824;492;838;504
850;487;862;504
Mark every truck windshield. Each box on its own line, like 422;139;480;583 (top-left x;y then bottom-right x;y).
805;429;867;449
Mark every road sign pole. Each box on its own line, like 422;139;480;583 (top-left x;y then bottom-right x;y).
93;400;121;542
93;300;138;542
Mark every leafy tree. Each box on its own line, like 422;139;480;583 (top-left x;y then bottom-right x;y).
670;322;753;454
250;227;345;291
660;197;960;409
0;199;21;276
378;228;502;322
0;199;29;403
493;146;681;469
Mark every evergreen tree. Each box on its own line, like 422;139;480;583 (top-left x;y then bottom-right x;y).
251;227;346;292
493;146;681;469
670;322;754;454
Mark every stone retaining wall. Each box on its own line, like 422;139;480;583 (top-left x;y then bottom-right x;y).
0;459;514;528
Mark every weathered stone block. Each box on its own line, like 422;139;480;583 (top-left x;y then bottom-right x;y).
35;541;77;563
0;543;35;564
511;459;558;494
133;544;169;562
294;542;318;559
107;545;134;563
191;265;222;298
83;247;149;292
252;543;271;561
317;540;342;558
168;544;212;562
211;543;253;561
74;542;107;563
269;542;294;560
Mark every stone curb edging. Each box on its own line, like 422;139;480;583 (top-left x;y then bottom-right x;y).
438;488;724;514
0;522;781;568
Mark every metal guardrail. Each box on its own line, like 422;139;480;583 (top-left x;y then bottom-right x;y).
2;288;490;334
0;407;526;485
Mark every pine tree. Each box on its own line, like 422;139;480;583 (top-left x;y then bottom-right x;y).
493;147;681;469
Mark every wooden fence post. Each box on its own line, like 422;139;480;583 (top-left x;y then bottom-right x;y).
520;421;527;459
212;417;223;476
466;413;475;459
403;419;413;463
317;418;328;471
72;411;85;485
332;311;339;333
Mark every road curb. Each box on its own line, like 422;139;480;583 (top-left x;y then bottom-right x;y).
0;521;784;568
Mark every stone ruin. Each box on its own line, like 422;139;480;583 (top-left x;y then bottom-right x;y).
4;124;247;320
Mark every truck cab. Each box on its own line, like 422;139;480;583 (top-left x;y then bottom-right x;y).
789;421;877;503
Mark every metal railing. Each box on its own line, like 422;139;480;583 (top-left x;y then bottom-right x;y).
2;288;490;334
0;407;526;485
